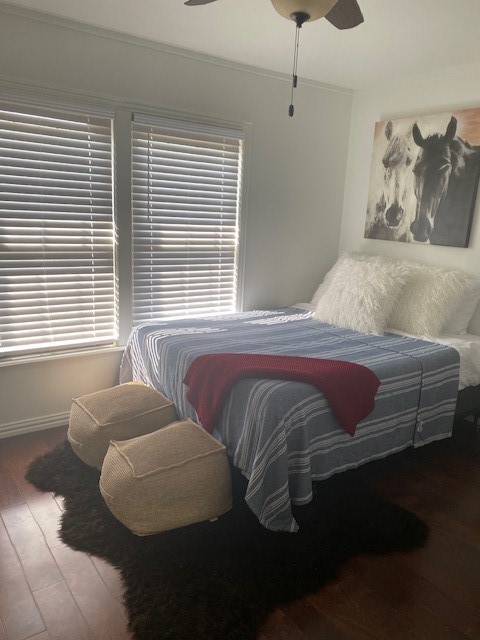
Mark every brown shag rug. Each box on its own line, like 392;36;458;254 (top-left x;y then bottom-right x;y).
26;441;428;640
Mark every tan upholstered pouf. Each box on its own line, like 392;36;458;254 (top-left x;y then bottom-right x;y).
99;419;232;535
67;382;177;469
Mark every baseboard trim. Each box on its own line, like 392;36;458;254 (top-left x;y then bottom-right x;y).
0;412;69;439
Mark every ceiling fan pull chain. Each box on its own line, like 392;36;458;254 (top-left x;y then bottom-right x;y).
289;22;301;117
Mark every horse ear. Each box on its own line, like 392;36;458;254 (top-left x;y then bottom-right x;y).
385;121;393;141
412;123;425;148
445;116;457;142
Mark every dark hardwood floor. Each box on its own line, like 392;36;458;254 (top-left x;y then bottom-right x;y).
0;420;479;639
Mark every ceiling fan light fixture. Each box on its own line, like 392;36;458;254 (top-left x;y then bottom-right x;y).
271;0;338;22
184;0;363;117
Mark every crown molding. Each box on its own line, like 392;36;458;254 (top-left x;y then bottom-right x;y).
0;1;352;95
356;59;480;97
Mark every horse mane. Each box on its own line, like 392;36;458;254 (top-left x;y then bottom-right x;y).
460;138;475;150
450;137;480;177
421;133;443;144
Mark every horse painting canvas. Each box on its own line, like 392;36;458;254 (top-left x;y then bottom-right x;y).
364;108;480;247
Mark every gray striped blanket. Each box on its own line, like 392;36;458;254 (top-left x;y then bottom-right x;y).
120;308;460;532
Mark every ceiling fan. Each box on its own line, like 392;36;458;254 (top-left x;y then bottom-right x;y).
185;0;363;31
184;0;364;116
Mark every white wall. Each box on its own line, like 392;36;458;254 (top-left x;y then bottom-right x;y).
0;7;353;435
0;349;123;438
339;65;480;333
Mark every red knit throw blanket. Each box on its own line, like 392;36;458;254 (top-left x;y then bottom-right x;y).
183;353;380;437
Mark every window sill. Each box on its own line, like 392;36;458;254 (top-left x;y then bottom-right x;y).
0;345;125;368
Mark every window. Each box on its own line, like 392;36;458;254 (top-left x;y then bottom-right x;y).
0;105;116;357
131;114;244;324
0;95;246;358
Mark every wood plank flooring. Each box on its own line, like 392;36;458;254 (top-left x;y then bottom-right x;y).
0;421;479;639
0;427;129;640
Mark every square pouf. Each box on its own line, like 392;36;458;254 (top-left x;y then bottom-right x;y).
99;419;232;535
67;382;177;469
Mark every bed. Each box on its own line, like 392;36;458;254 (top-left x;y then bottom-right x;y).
120;307;461;532
120;253;480;532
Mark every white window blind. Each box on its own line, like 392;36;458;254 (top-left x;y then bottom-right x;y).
0;105;116;356
132;114;244;324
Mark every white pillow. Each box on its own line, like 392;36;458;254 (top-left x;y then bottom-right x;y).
310;253;354;308
310;252;385;307
314;254;411;335
310;279;327;308
389;264;475;337
443;278;480;334
310;272;330;308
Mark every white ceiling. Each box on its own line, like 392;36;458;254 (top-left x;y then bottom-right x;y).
4;0;480;90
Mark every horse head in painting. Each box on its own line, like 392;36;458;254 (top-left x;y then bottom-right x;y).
410;116;480;246
365;120;416;242
381;120;415;231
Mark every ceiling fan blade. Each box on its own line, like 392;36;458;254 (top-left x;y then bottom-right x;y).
185;0;219;5
325;0;364;29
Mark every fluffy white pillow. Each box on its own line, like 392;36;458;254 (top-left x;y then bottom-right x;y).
310;252;387;307
389;264;475;337
310;253;355;308
314;254;411;335
310;266;336;308
443;278;480;334
310;282;325;309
